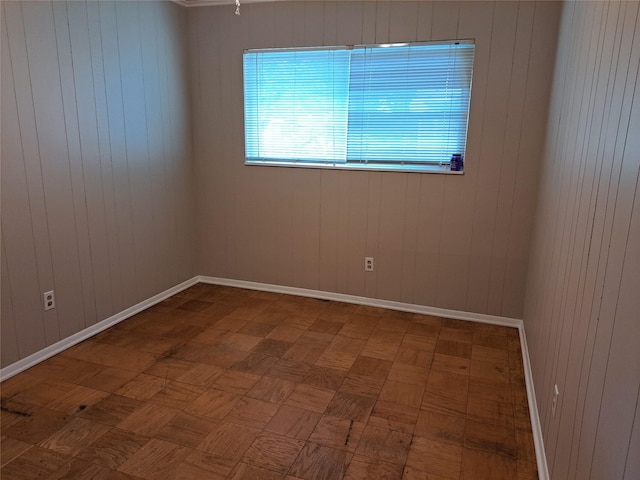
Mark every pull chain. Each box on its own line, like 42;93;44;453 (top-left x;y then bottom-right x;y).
235;0;240;15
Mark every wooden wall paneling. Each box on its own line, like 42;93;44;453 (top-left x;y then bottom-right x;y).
139;1;169;294
624;385;640;480
574;6;639;477
364;173;382;300
376;174;408;302
22;1;87;340
556;3;637;476
400;175;420;304
162;3;195;283
540;1;596;439
345;172;369;297
504;0;562;321
246;4;281;286
319;170;341;294
195;8;226;277
361;1;377;45
487;1;535;314
434;1;481;311
0;240;20;366
389;1;418;43
412;175;444;309
465;1;518;315
416;1;434;42
98;1;137;308
4;2;61;346
374;1;391;44
86;1;124;314
116;1;157;301
62;1;112;324
1;10;47;357
272;2;295;289
550;3;609;476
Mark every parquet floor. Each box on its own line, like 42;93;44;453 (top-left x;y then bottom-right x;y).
1;283;537;479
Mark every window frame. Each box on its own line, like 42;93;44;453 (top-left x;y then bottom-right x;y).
243;39;475;175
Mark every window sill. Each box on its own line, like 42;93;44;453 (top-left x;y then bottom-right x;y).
245;160;464;175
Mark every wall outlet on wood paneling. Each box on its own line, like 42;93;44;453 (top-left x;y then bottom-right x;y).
552;384;559;417
365;257;374;272
43;290;55;311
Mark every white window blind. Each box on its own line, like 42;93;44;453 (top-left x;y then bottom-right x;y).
243;40;475;172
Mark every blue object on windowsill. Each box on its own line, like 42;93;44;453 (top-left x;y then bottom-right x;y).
450;154;464;172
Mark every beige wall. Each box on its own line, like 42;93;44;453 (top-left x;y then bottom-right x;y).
523;1;640;479
1;0;196;367
189;1;561;319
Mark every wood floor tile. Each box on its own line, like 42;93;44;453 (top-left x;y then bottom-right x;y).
285;384;335;413
155;412;219;449
144;358;195;381
436;339;472;358
0;437;31;467
46;385;109;415
241;432;305;473
431;353;470;376
421;371;469;416
464;419;516;457
224;397;279;429
368;400;419;434
118;438;188;480
79;367;140;393
387;363;429;387
339;373;386;398
308;415;365;452
117;403;180;437
349;355;393;378
302;365;348;390
2;406;71;444
78;394;143;426
343;455;404;480
149;381;207;409
414;409;465;445
0;285;537;480
116;374;167;401
264;405;321;440
38;417;111;456
267;325;306;343
175;363;225;388
247;376;296;404
325;391;375;422
76;428;148;469
0;446;71;480
460;447;517;480
198;421;260;460
406;435;463;478
226;461;285;480
184;388;240;420
355;424;412;465
288;442;352;480
211;370;261;396
232;352;279;375
170;449;237;480
379;380;424;408
267;359;311;383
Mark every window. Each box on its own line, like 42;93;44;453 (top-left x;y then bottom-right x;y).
243;40;474;173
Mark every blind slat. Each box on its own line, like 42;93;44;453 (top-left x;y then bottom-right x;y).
244;41;475;167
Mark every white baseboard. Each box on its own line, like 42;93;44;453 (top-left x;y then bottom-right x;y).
0;277;199;382
197;276;523;328
0;274;548;480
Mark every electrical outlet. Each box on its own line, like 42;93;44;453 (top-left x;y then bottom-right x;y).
552;384;559;417
365;257;374;272
43;290;55;311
